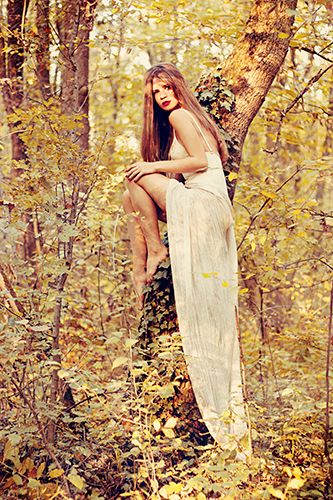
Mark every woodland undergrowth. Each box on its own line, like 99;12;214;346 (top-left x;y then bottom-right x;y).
0;98;332;499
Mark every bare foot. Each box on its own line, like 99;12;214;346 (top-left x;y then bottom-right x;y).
133;274;146;309
146;245;168;282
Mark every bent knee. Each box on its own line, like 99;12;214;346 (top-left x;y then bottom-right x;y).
122;190;133;212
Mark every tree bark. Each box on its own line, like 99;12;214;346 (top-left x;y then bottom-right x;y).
197;0;297;200
59;0;97;150
1;0;29;169
0;1;39;259
36;0;51;99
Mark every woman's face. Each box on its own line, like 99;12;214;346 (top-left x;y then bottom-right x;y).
152;78;180;111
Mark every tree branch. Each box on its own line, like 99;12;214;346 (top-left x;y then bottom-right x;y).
265;62;333;154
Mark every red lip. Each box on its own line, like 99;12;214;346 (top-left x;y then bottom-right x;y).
162;101;171;107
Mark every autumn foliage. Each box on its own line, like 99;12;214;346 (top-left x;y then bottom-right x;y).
0;0;332;498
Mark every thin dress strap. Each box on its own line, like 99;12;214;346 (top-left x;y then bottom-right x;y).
183;109;213;152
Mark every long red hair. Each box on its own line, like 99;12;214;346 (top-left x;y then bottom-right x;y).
141;63;228;164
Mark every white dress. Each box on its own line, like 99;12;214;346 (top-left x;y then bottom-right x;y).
166;110;247;444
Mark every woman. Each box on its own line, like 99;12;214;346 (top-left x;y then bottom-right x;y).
123;63;248;445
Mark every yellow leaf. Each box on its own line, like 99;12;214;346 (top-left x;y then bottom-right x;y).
197;493;207;500
261;190;277;199
221;280;229;287
3;439;12;461
58;370;70;379
267;486;285;499
131;438;142;448
112;356;128;369
68;473;86;490
288;478;305;489
160;482;183;496
36;462;45;479
153;419;161;432
23;457;34;472
283;466;292;477
162;428;175;438
258;233;267;245
293;467;302;479
13;474;23;486
201;272;218;278
278;32;289;39
164;417;178;428
125;338;138;348
159;486;169;499
170;483;182;493
49;468;64;478
228;171;238;182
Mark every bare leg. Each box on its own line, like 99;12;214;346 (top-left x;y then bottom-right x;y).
125;179;168;281
122;190;147;308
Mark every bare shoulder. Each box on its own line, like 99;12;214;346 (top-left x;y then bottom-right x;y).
168;108;192;128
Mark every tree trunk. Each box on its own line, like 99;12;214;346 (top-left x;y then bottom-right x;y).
0;1;38;259
197;0;297;201
1;0;29;170
36;0;51;99
59;0;97;150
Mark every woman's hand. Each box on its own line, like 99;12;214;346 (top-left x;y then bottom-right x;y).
125;161;156;182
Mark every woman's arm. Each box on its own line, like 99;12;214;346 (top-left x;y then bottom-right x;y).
126;109;208;182
154;108;208;174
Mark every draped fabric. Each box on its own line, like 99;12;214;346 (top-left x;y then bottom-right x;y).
166;112;247;443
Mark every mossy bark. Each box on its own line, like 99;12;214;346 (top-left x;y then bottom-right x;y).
137;255;211;445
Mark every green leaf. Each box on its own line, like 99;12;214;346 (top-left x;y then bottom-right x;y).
28;478;41;489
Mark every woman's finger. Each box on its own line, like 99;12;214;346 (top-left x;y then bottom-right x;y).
126;167;137;178
126;163;139;172
128;168;141;181
133;171;143;182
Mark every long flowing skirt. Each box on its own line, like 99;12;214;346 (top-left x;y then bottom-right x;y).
166;179;247;443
